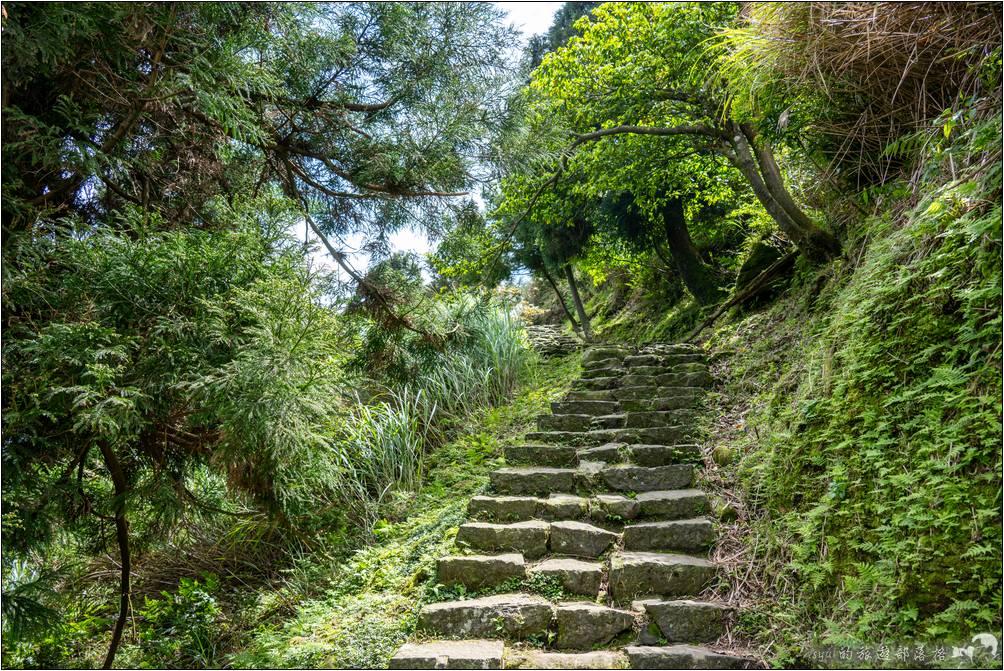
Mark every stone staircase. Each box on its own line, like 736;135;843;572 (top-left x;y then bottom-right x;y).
525;324;582;357
390;343;752;670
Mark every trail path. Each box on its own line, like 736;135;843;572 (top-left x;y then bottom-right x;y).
390;343;753;669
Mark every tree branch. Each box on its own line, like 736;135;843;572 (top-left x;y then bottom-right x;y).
571;123;722;147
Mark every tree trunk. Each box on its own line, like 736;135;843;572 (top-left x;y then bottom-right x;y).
563;264;592;341
659;199;724;305
727;128;840;262
740;124;842;259
540;264;580;332
98;443;131;670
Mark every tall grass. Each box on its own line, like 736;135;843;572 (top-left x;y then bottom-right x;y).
331;294;534;528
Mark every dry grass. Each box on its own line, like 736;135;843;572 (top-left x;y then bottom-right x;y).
723;2;1003;186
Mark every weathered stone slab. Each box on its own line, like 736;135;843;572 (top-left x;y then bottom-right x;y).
583;347;631;364
582;356;623;370
591;493;640;521
620;396;699;412
623;519;714;552
505;444;578;467
624;645;750;669
418;594;554;639
508;650;629;669
615;426;692;445
468;495;538;521
577;442;624;463
609;552;716;601
625;444;702;466
601;464;694;492
540;494;589;520
620;374;659;388
437;554;526;589
564;390;616;402
530;557;602;596
591;413;626;429
572;376;621;391
643;600;730;643
636;490;708;519
656;370;713;388
549;520;618;557
555;602;635;649
389;639;504;669
580;366;626;379
456;521;549;559
523;431;605;446
612;386;660;401
552;400;620;416
623;411;689;429
537;414;593;432
490;467;576;496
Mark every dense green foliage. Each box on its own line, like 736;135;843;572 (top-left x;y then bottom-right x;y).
2;1;1001;668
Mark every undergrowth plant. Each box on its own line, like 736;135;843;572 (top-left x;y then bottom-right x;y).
705;115;1003;663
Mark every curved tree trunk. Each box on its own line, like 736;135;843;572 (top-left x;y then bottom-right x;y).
659;199;724;305
563;265;592;341
540;264;581;332
727;126;841;262
98;443;131;670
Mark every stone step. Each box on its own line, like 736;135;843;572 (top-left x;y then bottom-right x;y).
624;353;705;367
639;343;700;355
623;518;715;552
571;376;621;391
456;521;549;559
637;599;730;643
490;467;577;496
523;430;609;446
417;593;553;639
582;356;623;371
591;413;626;429
623;411;696;429
526;426;694;446
621;426;696;445
599;464;694;492
623;444;702;466
550;520;618;557
467;495;541;522
456;520;621;559
624;645;751;669
565;389;616;402
555;602;634;649
613;386;703;402
537;414;594;432
507;649;628;669
636;490;709;519
437;554;526;590
582;347;631;364
580;366;626;379
621;372;711;388
608;552;716;602
491;463;694;495
505;444;578;467
389;639;504;669
620;396;701;412
577;443;701;466
659;370;713;387
468;491;702;523
468;494;592;523
551;400;620;416
529;557;603;596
